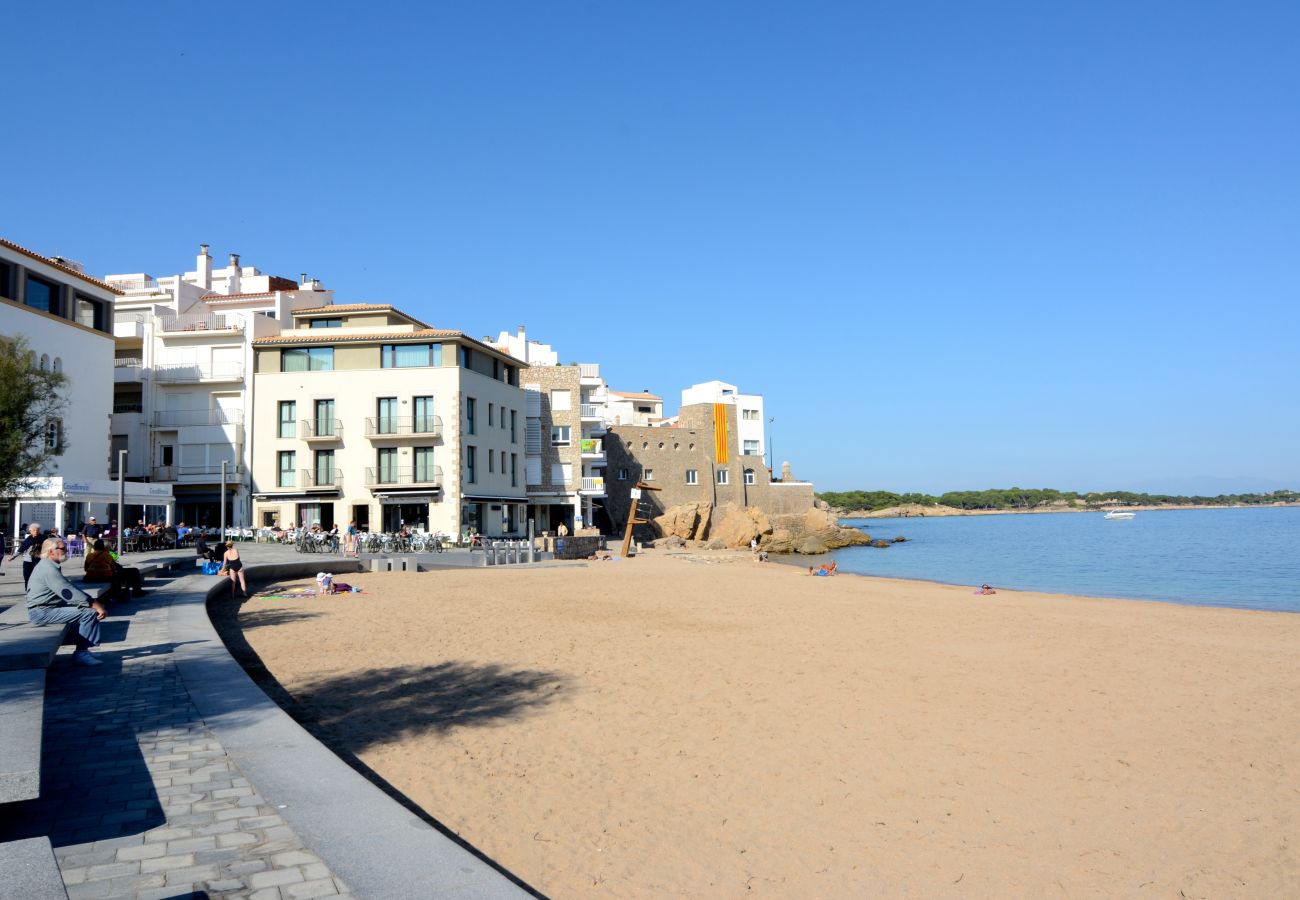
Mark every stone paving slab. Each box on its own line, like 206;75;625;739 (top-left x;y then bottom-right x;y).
0;545;535;899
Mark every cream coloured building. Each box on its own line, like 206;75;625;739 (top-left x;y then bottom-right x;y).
251;305;527;537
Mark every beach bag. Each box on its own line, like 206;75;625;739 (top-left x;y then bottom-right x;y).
202;561;221;575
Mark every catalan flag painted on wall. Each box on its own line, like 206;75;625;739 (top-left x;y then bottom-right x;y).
713;403;729;465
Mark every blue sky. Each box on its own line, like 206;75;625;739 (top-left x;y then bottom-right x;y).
4;2;1297;494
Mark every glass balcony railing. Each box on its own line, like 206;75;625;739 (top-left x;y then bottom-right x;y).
301;419;343;440
364;416;443;438
365;466;444;486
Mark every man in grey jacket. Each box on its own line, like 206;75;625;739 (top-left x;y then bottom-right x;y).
27;537;108;667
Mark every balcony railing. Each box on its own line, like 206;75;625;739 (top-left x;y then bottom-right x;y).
579;438;604;456
579;403;603;419
364;416;443;439
579;363;600;380
152;408;244;427
580;477;606;494
154;362;245;383
301;419;344;440
113;401;144;414
151;463;245;482
108;277;160;291
114;357;143;368
300;469;343;489
156;313;243;333
365;466;444;487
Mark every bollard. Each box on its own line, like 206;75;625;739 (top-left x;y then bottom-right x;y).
485;543;496;566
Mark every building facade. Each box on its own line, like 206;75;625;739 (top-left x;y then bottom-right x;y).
106;245;331;527
1;237;174;537
252;306;527;537
679;380;766;462
607;390;664;426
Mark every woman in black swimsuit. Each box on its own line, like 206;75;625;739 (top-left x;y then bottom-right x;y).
222;541;247;597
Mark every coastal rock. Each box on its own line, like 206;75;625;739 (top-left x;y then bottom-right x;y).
871;539;890;548
653;502;713;541
710;503;774;548
762;508;874;555
650;503;876;555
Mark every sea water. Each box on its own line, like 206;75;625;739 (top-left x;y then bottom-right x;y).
831;506;1300;612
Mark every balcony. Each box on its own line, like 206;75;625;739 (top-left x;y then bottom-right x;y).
151;463;245;483
300;469;344;490
156;313;243;334
113;359;146;383
366;466;444;488
364;416;443;440
301;419;344;441
155;362;245;383
580;438;605;460
153;408;243;427
579;363;601;384
113;400;144;414
579;403;603;420
579;476;606;496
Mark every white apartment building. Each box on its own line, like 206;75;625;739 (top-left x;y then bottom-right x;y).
607;389;664;426
493;327;611;533
680;380;766;462
1;237;174;538
253;307;527;537
105;245;332;527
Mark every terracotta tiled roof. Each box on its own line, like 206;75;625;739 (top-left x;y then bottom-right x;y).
610;390;662;400
0;237;123;294
292;303;395;314
252;329;464;345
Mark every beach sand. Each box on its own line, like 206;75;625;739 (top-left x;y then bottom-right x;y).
218;551;1300;898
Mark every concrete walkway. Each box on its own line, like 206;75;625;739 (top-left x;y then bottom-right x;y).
0;545;534;899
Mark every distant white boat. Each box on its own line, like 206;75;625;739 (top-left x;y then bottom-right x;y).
1104;511;1136;520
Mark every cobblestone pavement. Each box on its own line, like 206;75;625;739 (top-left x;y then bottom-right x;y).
0;564;354;899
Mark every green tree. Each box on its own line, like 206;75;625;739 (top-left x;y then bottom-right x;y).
0;334;70;496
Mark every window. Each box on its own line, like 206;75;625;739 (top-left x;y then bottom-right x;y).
551;425;570;446
377;447;398;483
510;410;517;442
501;450;507;476
315;399;336;436
277;451;296;487
382;343;442;367
466;446;477;483
314;450;335;486
743;439;760;455
25;275;58;315
414;447;436;482
551;463;572;485
742;408;759;421
488;449;494;473
551;389;571;411
716;469;729;485
281;347;333;371
686;469;698;485
466;397;476;434
617;468;628;481
75;296;104;330
278;401;296;438
511;453;518;487
413;396;435;433
460;347;473;369
644;468;654;481
309;318;342;328
744;468;756;485
45;419;61;450
488;403;495;427
0;260;13;300
376;397;397;434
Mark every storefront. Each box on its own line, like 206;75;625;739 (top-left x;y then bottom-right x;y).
461;494;528;538
8;477;175;539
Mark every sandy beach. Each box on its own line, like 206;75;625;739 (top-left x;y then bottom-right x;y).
216;551;1300;898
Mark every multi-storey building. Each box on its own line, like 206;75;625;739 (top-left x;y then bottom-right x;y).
679;380;766;462
1;237;174;537
603;402;812;537
492;327;610;534
252;306;527;536
105;245;331;526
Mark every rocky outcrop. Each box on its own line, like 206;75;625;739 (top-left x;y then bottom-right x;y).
650;502;874;555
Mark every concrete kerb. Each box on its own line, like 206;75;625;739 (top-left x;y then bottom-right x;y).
167;559;533;900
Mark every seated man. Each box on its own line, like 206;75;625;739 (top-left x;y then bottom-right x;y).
27;538;108;667
82;539;146;601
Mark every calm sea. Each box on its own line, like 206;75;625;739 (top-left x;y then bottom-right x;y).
830;507;1300;612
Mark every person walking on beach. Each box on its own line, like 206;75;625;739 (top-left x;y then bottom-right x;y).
27;537;108;666
222;541;247;597
12;523;46;589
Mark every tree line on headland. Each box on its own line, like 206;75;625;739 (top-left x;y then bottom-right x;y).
817;488;1300;513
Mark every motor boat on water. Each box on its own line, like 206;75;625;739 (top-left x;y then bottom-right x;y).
1103;510;1136;520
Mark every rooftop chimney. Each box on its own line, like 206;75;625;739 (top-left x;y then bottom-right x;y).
197;244;212;290
229;253;240;267
518;325;527;362
300;272;308;286
227;253;241;294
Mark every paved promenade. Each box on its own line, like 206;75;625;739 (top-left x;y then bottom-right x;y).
0;544;532;899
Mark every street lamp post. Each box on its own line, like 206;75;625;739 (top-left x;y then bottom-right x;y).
116;449;127;557
220;460;227;543
767;417;775;476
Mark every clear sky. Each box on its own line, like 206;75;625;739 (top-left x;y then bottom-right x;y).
5;2;1297;494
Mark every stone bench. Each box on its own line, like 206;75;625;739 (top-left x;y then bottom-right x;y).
0;669;46;804
0;836;68;899
0;587;107;673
